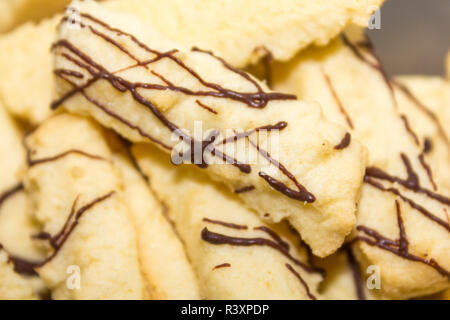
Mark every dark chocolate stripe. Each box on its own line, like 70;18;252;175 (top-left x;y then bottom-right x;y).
213;263;231;270
36;191;115;267
201;227;324;275
0;183;24;211
346;248;366;300
334;133;352;150
285;263;316;300
203;218;248;230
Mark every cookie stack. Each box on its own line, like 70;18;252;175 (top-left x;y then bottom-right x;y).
0;0;448;300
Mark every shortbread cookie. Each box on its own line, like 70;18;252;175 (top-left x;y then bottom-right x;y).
24;114;145;299
0;15;60;124
52;2;367;257
105;0;383;68
133;144;324;300
273;34;450;298
0;0;69;33
109;141;200;299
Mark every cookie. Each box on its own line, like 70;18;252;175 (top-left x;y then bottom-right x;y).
0;15;60;124
105;0;383;68
109;140;200;299
273;33;450;298
0;0;69;33
133;143;324;299
24;113;145;299
52;1;367;257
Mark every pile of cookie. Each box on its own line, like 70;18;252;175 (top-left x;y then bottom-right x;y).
0;0;448;300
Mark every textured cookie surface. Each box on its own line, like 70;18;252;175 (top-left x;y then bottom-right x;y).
24;114;145;299
52;1;367;257
105;0;383;67
273;34;450;299
133;144;323;300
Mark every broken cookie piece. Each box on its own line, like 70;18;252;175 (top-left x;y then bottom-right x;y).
133;144;323;299
273;34;450;299
52;1;367;257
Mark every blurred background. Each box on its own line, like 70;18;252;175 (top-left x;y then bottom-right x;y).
368;0;450;76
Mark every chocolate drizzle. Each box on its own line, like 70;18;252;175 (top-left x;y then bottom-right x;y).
285;263;316;300
400;114;420;146
26;148;107;167
355;201;450;278
51;13;317;204
195;99;218;115
0;183;24;211
0;244;39;276
213;263;231;270
203;218;248;230
322;70;354;129
234;185;255;194
393;80;450;151
201;227;323;275
334;133;351;150
36;191;115;267
345;248;366;300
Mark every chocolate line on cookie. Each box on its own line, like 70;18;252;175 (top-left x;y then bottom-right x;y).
366;154;450;209
0;183;24;211
392;80;450;151
322;70;354;129
254;226;290;251
36;191;115;268
0;244;39;276
203;218;248;230
345;248;366;300
418;153;437;191
285;263;316;300
201;227;324;276
334;133;352;150
195;100;218;115
213;263;231;270
355;200;450;278
400;115;420;146
234;185;255;194
52;14;317;204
